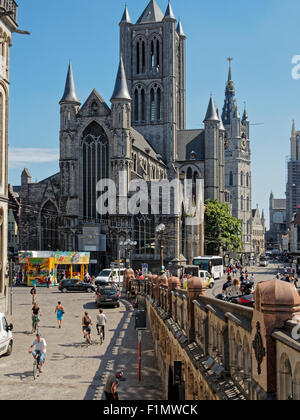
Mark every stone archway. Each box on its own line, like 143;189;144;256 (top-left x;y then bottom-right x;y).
279;353;293;400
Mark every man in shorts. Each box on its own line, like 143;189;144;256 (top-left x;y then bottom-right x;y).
28;333;47;373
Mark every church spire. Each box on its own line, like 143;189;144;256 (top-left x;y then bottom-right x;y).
164;2;176;20
59;62;80;105
120;4;132;24
292;119;296;137
176;19;186;37
111;56;131;102
204;95;219;122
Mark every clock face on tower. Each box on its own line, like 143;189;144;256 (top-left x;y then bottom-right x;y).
241;138;247;150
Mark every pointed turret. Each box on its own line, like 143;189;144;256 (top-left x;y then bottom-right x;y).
164;2;176;20
292;120;296;138
120;5;132;24
217;108;225;131
176;19;186;38
242;104;249;123
136;0;164;24
233;105;240;119
204;95;219;122
111;56;131;102
59;62;80;105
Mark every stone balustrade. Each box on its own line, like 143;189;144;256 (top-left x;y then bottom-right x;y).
130;274;300;400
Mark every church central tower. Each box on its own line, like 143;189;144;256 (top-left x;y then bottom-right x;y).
119;0;186;166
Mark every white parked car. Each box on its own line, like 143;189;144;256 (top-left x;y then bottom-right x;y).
0;313;13;357
183;266;215;289
95;268;125;285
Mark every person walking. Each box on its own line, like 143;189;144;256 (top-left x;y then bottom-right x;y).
46;274;51;289
55;301;65;329
104;372;122;400
30;285;37;304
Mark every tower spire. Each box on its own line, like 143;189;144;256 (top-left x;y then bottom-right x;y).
292;119;296;137
120;4;132;24
204;94;219;122
59;62;80;105
222;57;237;125
164;2;176;20
176;18;186;37
111;56;131;102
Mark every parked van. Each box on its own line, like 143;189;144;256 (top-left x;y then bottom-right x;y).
0;313;13;357
95;268;125;286
183;266;215;289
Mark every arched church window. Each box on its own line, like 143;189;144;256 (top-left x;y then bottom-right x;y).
150;88;155;121
134;89;139;121
246;173;249;187
241;171;244;186
136;41;140;74
241;196;244;211
141;89;145;121
142;41;146;72
151;41;154;68
156;40;160;68
82;122;109;220
157;88;162;121
41;201;58;251
247;197;250;211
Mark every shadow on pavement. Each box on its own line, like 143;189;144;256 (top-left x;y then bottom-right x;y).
83;298;163;401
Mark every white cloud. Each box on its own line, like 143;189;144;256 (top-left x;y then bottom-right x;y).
8;147;59;169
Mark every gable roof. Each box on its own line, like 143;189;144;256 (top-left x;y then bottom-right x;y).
78;89;111;116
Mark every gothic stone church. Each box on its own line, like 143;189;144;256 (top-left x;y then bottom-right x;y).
17;0;252;272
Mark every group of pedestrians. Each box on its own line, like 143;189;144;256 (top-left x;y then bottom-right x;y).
222;271;255;298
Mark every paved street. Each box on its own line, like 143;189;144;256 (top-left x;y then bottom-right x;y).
208;261;295;297
0;287;163;400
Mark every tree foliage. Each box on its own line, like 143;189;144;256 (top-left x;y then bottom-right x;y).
204;199;243;255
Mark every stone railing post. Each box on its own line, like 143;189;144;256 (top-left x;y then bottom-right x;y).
167;276;180;318
187;277;206;343
251;279;300;399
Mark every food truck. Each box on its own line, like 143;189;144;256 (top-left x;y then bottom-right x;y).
18;251;90;287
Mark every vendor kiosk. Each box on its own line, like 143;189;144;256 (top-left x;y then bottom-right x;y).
18;251;90;286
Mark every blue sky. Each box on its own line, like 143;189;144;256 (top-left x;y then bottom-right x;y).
9;0;300;228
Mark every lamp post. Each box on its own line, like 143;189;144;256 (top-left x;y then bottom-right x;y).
156;224;166;272
120;239;137;269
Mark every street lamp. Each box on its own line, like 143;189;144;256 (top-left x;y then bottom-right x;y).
120;239;137;269
156;224;166;271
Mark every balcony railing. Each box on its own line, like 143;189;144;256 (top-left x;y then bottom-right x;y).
0;0;17;24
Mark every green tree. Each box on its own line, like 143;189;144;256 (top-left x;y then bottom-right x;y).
204;199;243;256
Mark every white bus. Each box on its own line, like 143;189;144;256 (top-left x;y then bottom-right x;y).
192;256;224;280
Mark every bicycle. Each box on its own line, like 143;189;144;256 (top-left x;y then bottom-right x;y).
32;316;40;334
33;353;41;380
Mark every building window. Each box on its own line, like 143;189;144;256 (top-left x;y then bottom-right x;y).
229;171;233;186
141;89;145;121
41;201;58;251
150;88;155;121
134;90;139;121
136;42;140;74
157;88;162;121
241;196;244;211
82;122;109;220
241;171;244;186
